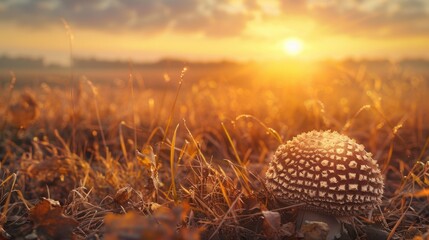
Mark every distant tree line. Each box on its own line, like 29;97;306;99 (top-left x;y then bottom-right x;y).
1;54;428;71
0;55;44;69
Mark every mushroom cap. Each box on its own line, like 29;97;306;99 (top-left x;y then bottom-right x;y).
265;130;384;216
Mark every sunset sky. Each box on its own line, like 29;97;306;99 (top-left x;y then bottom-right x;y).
0;0;428;65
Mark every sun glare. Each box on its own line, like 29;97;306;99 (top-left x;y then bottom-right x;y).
283;38;303;56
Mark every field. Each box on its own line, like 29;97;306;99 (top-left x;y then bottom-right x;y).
0;60;428;240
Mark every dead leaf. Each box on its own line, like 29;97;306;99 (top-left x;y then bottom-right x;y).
136;145;156;169
278;222;294;238
136;145;164;201
262;210;281;239
300;221;329;240
114;186;133;205
30;198;78;240
104;203;201;240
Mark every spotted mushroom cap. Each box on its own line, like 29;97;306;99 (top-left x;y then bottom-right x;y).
265;130;384;216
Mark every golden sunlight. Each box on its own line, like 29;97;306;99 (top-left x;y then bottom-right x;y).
283;38;303;56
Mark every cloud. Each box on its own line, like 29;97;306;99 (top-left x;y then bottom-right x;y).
276;0;429;38
0;0;253;37
0;0;428;38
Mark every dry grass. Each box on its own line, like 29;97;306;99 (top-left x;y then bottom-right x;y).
0;62;428;239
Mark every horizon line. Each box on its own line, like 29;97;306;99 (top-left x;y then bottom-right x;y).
1;53;429;68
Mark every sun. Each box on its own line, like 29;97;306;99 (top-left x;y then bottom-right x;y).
283;38;303;56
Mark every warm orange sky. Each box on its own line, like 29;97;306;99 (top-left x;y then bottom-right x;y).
1;0;429;65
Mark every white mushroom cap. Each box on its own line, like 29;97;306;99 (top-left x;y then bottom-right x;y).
266;130;384;216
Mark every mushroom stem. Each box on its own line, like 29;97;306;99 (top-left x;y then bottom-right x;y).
296;210;342;240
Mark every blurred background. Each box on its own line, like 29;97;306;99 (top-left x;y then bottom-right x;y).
0;0;428;64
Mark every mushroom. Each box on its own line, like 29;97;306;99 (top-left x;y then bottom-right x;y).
265;130;384;239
